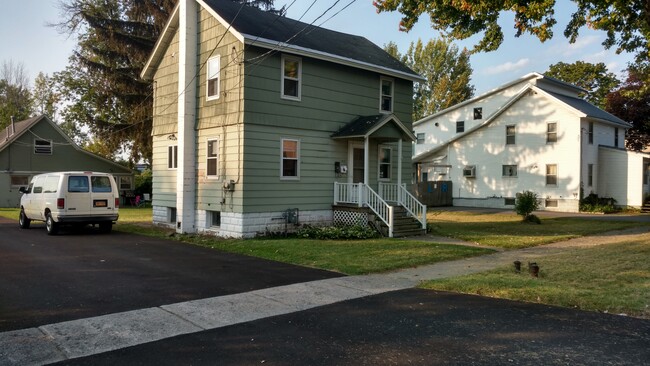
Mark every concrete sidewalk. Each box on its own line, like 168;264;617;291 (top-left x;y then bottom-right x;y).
2;226;649;366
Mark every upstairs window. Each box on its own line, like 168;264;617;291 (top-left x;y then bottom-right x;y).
380;77;393;113
207;56;220;100
614;127;619;147
588;122;594;144
416;133;425;144
506;125;516;145
547;122;557;143
281;138;299;179
34;139;52;154
502;165;518;177
207;138;219;178
282;55;301;100
168;145;178;169
474;107;483;119
456;121;465;133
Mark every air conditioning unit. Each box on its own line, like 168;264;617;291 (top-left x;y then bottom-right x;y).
463;165;476;178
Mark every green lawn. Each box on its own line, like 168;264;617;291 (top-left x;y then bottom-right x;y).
427;210;647;249
421;238;650;319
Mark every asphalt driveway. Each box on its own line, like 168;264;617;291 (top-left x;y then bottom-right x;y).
0;217;342;332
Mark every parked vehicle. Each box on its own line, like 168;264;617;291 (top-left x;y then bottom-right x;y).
18;171;119;235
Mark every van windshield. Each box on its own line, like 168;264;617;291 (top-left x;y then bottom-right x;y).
91;176;112;193
68;176;89;193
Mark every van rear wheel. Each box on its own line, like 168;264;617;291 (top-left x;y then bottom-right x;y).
45;213;59;235
19;209;31;229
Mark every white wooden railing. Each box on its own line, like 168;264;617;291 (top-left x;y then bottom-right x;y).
334;182;427;236
334;182;394;237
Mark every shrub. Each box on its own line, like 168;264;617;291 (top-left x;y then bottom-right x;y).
296;224;379;240
515;191;540;221
580;193;619;213
524;214;541;224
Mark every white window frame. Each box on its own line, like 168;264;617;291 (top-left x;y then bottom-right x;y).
118;176;133;190
378;145;392;181
379;76;394;113
588;122;594;144
456;121;465;133
10;175;30;188
168;145;178;169
206;138;219;179
34;139;52;155
281;55;301;101
588;164;594;187
502;165;518;178
206;55;220;101
280;138;300;180
546;164;558;186
208;210;221;227
614;127;619;147
547;122;558;143
506;125;516;145
416;133;425;144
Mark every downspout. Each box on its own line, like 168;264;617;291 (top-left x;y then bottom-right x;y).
176;0;197;234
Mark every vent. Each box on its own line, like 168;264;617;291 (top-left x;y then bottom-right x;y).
462;165;476;178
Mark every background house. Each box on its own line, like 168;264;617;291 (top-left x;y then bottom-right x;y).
0;115;134;208
413;72;650;212
141;0;425;238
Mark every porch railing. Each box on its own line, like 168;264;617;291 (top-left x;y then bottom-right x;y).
379;182;427;229
334;182;394;237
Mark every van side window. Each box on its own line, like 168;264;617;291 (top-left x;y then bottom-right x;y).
91;176;112;193
43;176;59;193
32;178;43;194
68;176;90;193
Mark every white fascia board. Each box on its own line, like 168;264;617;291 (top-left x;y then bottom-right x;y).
412;85;532;163
196;0;245;43
413;73;541;127
365;114;416;141
141;3;180;80
244;35;425;82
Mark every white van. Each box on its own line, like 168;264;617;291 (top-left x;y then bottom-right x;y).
18;171;120;235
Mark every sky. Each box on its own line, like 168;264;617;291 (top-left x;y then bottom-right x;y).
0;0;636;96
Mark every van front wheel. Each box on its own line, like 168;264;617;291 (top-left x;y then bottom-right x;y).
46;214;59;235
19;209;31;229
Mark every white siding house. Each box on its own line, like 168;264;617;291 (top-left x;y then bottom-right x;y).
413;72;650;212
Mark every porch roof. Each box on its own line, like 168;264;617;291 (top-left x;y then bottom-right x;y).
331;114;415;141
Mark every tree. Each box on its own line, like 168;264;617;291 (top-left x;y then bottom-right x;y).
373;1;650;62
54;0;282;164
32;72;60;119
385;38;474;120
0;60;32;129
606;64;650;151
545;61;620;109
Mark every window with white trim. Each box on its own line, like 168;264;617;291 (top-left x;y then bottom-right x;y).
614;127;619;147
10;175;30;188
506;125;516;145
378;146;392;180
456;121;465;133
588;122;594;144
208;210;221;227
546;164;558;186
34;139;52;154
416;133;425;144
207;138;219;178
118;176;133;190
207;56;220;100
588;164;594;187
502;165;517;177
168;145;178;169
547;122;557;143
281;55;301;100
281;138;299;179
380;77;393;113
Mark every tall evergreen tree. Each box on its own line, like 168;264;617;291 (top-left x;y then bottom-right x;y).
54;0;280;164
386;38;474;120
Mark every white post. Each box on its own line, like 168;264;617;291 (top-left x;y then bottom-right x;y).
357;184;363;207
176;0;197;234
364;137;369;185
388;205;394;237
397;139;402;204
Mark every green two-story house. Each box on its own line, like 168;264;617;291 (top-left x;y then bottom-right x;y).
141;0;426;238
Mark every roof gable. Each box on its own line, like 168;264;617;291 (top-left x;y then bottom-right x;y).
332;114;415;141
142;0;422;81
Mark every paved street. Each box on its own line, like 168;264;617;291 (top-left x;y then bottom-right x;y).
1;216;649;365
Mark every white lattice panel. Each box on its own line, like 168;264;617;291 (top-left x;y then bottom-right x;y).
333;210;368;227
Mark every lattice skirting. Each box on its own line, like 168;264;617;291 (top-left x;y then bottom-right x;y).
333;209;368;227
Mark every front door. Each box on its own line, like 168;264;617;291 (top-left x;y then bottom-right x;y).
352;147;364;183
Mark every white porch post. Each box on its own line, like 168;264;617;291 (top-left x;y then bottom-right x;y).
364;137;369;185
397;138;403;202
176;0;197;234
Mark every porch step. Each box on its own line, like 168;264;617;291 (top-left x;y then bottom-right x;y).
642;203;650;213
371;206;426;238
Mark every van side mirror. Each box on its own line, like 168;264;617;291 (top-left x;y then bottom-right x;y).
19;186;28;194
